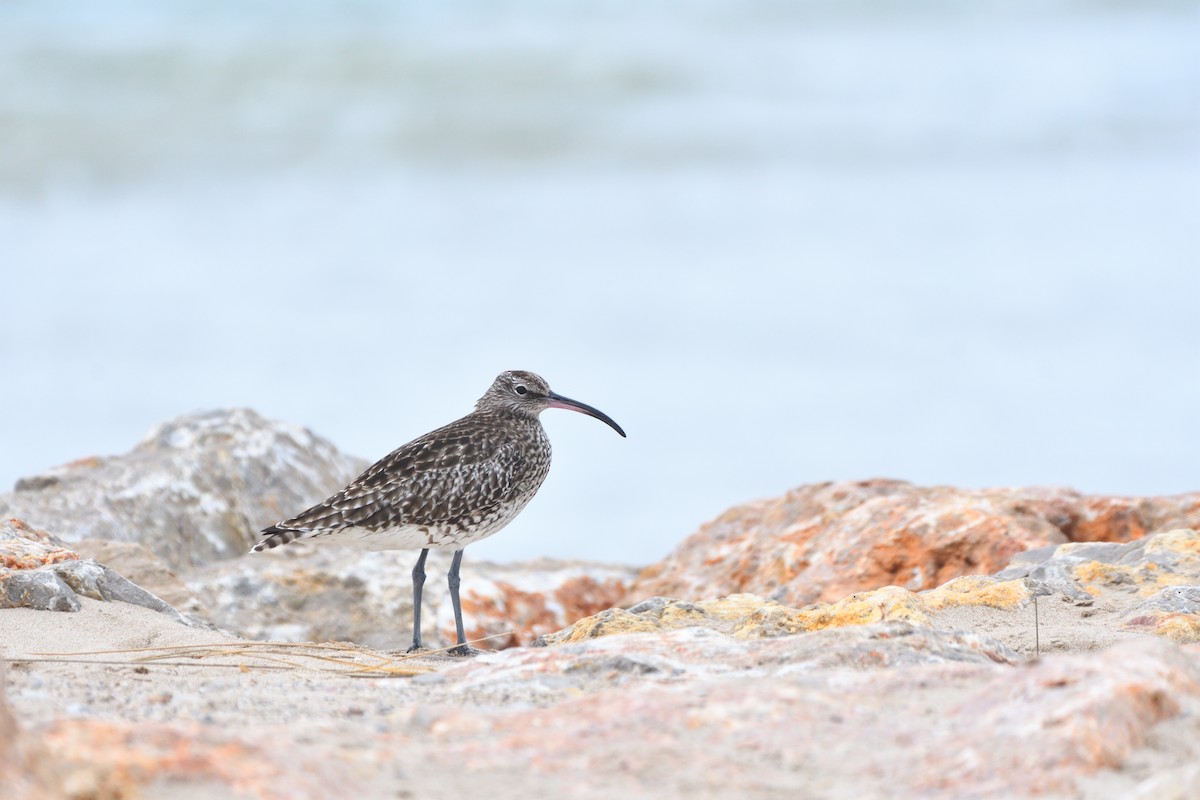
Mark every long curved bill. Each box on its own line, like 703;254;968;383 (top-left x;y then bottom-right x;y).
545;391;627;437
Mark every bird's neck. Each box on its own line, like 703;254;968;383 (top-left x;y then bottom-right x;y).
476;406;542;430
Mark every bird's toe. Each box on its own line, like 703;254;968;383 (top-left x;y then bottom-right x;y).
447;645;484;658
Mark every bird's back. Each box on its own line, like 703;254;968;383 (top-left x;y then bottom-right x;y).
253;410;551;552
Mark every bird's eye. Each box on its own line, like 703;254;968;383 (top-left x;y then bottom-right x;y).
514;385;528;396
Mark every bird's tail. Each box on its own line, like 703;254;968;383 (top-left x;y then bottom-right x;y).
250;526;308;553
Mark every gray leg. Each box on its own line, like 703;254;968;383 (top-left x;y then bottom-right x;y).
447;549;470;656
406;549;429;652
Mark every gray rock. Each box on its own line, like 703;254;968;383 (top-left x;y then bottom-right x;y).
1020;566;1095;603
1;518;203;625
1124;586;1200;616
997;529;1200;602
0;409;367;570
1;557;205;627
185;545;457;648
186;544;636;651
0;569;81;612
71;538;206;615
49;560;198;624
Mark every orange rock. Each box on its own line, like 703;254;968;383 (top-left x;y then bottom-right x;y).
448;567;633;648
627;481;1200;608
1069;497;1151;542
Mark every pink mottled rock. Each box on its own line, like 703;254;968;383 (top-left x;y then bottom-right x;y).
920;639;1200;796
629;480;1200;607
40;719;368;800
4;595;1200;799
0;672;61;800
419;637;1200;799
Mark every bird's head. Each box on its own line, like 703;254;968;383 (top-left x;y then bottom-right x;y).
476;370;626;437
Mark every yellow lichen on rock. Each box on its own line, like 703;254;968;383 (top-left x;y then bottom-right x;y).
543;529;1200;648
730;601;810;638
540;607;665;644
1145;529;1200;556
789;586;932;633
1131;613;1200;643
544;575;1042;645
921;575;1031;611
1071;556;1197;598
661;594;759;628
538;595;818;645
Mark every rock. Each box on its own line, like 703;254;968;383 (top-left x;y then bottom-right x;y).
186;544;418;647
628;480;1200;607
442;623;1023;706
1;559;202;626
1;518;202;624
1070;495;1169;542
0;570;81;612
0;518;77;569
49;560;188;619
923;638;1200;796
0;409;367;570
539;578;1031;646
71;538;206;616
40;719;369;800
445;558;635;648
188;543;637;650
434;623;1025;711
0;668;63;800
1129;765;1200;800
776;575;1031;635
4;590;1199;799
546;529;1200;657
534;594;771;645
527;621;1022;680
1122;586;1200;642
421;637;1200;799
2;520;84;611
998;528;1200;599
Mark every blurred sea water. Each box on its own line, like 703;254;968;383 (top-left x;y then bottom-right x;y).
1;0;1197;563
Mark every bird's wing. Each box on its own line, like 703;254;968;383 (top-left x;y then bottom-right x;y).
266;416;529;533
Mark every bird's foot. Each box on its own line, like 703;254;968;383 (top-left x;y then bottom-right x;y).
447;645;483;658
405;641;426;654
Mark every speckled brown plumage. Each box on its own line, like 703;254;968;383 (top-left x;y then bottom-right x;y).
250;370;625;654
254;411;551;552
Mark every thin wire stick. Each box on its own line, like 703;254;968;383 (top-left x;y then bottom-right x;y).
1034;593;1040;657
